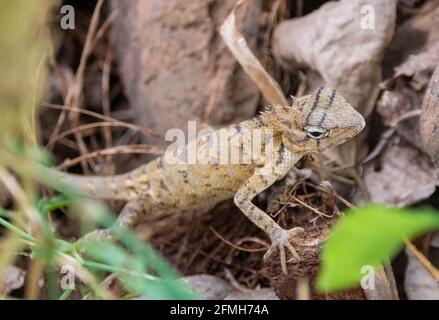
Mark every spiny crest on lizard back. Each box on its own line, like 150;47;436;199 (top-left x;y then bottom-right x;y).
259;85;365;154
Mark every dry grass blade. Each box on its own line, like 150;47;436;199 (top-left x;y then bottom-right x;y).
220;0;288;106
56;144;164;170
405;240;439;281
55;122;152;143
209;227;267;253
48;0;106;172
43;102;161;139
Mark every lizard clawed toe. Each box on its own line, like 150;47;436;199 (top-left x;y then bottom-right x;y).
264;227;306;274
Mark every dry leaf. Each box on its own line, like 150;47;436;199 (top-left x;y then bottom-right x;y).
384;1;439;90
376;86;423;153
363;137;438;207
420;66;439;165
404;247;439;300
220;0;287;106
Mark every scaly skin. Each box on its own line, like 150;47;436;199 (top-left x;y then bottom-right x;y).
55;86;365;273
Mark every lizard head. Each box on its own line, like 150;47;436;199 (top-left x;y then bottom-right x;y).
278;86;365;154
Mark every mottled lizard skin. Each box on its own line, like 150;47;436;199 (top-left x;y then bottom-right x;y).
55;86;365;273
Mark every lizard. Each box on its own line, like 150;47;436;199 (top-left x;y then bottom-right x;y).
52;85;365;274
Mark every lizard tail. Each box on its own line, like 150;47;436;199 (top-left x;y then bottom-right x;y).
54;170;135;201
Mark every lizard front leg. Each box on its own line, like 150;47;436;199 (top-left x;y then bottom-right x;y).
234;145;305;274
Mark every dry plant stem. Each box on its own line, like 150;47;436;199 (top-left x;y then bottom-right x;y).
220;0;288;106
224;268;250;293
296;277;310;300
56;144;164;170
362;109;422;164
291;195;332;218
0;171;43;299
203;64;226;123
405;240;439;281
29;53;48;146
43;102;161;139
93;9;119;49
101;49;113;168
48;0;105;173
82;274;116;300
68;0;106;172
0;169;40;237
209;227;267;253
25;258;44;300
55;122;151;143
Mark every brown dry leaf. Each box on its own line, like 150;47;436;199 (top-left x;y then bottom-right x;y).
404;247;439;300
420;66;439;165
367;2;439;206
362;137;438;207
220;0;287;106
375;86;424;153
385;1;439;90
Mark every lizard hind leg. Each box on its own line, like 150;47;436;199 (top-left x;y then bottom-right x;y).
76;198;146;248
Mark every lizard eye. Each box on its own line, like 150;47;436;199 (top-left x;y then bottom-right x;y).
305;127;328;139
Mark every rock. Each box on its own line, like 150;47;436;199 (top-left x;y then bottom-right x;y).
110;0;261;147
224;288;278;300
182;275;234;300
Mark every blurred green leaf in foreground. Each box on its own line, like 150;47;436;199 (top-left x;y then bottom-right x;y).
317;204;439;292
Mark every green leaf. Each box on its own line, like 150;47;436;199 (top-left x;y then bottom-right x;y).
317;204;439;292
37;194;72;215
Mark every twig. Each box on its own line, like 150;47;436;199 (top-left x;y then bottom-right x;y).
56;144;164;170
209;227;267;253
101;48;113;168
405;240;439;281
42;102;161;139
291;195;332;218
49;0;106;172
224;268;250;293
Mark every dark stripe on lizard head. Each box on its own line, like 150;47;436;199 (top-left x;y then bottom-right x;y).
329;88;337;106
317;88;337;127
305;85;324;125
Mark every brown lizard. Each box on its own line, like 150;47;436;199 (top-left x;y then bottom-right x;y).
53;85;365;273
